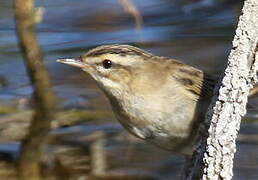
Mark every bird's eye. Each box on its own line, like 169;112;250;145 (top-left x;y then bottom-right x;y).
102;59;112;69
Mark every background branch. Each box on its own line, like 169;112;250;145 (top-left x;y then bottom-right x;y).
14;0;57;179
0;110;111;142
118;0;143;30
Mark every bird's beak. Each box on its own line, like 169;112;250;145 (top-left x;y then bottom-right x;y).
56;58;86;68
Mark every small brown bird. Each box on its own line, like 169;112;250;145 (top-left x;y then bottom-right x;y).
57;44;216;155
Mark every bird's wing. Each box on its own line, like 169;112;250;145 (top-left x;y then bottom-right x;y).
172;64;216;101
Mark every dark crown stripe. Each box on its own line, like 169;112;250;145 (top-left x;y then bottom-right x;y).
86;45;153;58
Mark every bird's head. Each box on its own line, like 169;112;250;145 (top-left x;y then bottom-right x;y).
57;44;154;96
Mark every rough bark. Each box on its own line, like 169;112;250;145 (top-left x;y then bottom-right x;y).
185;0;258;179
14;0;57;179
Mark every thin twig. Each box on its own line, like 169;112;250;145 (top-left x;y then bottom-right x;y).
249;83;258;97
118;0;143;30
90;131;107;177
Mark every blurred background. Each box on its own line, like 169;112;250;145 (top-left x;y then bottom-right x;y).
0;0;258;179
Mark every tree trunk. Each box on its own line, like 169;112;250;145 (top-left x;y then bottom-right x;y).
185;0;258;179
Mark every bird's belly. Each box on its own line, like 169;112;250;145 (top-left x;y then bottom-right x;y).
122;120;196;155
110;94;199;155
115;106;198;155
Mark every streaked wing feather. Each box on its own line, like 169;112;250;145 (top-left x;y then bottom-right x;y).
172;64;216;101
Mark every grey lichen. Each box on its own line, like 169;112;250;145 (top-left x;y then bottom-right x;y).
186;0;258;179
202;0;258;179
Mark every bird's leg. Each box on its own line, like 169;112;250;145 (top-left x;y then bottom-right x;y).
181;156;192;180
